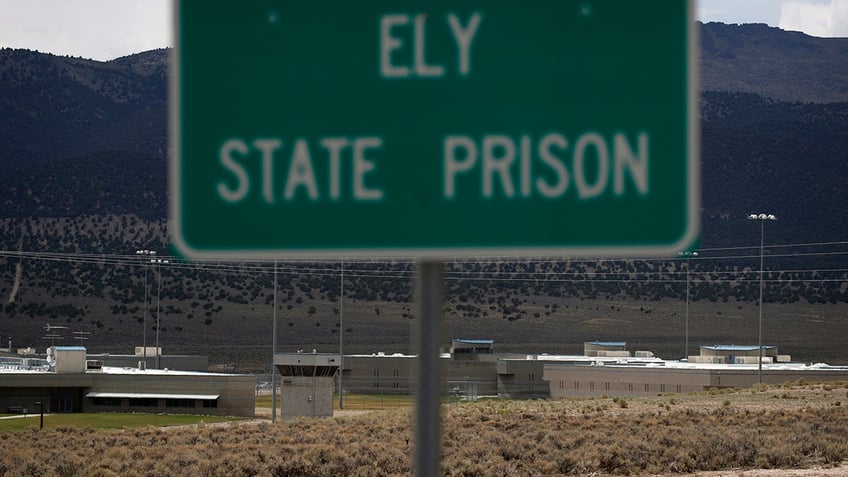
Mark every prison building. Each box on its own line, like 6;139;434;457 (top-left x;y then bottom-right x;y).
0;346;255;417
544;359;848;398
338;339;502;398
690;344;789;364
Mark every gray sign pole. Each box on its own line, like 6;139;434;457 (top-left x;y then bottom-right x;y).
414;260;444;477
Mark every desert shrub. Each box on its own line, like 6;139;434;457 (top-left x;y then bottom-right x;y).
821;442;848;464
2;388;848;476
52;454;85;477
87;468;121;477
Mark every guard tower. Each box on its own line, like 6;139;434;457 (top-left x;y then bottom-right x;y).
49;346;87;373
696;345;783;364
450;339;494;360
584;341;630;357
273;352;340;419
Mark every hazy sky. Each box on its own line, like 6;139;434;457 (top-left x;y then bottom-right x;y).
0;0;846;62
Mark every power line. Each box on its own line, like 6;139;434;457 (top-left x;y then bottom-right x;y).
0;240;846;286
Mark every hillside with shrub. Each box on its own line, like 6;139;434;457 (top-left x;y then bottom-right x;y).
0;23;846;369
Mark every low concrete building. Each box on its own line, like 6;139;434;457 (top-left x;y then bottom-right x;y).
0;346;255;417
339;348;500;397
544;359;848;398
277;339;848;407
338;340;637;400
342;352;419;395
497;357;551;398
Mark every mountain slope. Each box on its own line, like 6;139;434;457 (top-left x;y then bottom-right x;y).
0;48;168;171
700;92;848;247
0;24;846;368
700;22;848;103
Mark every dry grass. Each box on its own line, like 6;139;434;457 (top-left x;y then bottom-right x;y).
1;383;847;476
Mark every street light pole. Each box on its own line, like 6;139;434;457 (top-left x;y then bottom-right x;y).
748;213;776;384
135;249;156;367
339;259;344;410
271;259;278;423
151;258;169;369
678;251;698;360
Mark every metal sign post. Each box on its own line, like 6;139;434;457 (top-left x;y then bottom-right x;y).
414;261;445;477
33;401;43;429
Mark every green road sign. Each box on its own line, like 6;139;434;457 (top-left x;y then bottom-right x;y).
171;0;699;259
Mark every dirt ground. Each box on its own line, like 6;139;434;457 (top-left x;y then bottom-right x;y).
676;467;848;476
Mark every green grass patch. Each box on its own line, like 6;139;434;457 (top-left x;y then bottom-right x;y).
334;393;415;410
255;393;415;411
0;413;240;431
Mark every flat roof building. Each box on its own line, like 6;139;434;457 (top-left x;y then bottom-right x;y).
544;359;848;398
0;347;255;417
333;339;848;401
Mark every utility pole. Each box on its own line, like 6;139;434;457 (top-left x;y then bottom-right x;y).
271;259;278;422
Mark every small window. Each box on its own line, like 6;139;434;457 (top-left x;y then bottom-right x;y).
203;399;218;408
129;398;158;407
93;397;121;406
166;399;195;408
